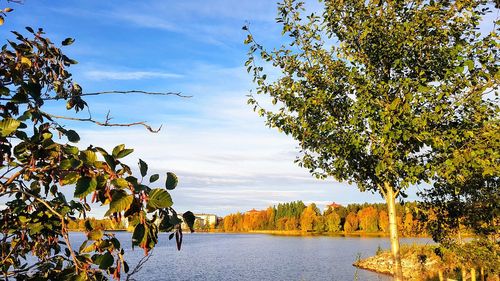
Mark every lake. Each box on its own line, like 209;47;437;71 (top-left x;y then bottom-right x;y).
70;232;433;281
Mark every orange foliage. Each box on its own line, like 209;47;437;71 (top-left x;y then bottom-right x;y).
358;206;379;232
344;212;359;232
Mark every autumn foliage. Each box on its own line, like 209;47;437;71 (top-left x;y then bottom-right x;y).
221;201;427;236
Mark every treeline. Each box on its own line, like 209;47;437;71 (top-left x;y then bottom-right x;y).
67;218;127;231
222;201;427;236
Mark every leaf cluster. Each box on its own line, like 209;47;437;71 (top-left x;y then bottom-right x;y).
245;0;499;197
0;28;195;280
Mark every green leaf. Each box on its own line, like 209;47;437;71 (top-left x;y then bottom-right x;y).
61;171;79;185
64;145;79;155
182;211;196;232
105;191;133;216
464;59;474;70
112;144;125;158
74;176;97;198
139;159;148;177
60;158;82;170
28;222;43;235
81;150;97;165
80;242;95;254
132;223;146;249
146;188;173;211
165;172;178;190
111;178;129;189
149;174;159;183
117;148;134;159
66;130;80;143
0;118;20;137
87;229;103;240
104;155;116;171
62;37;75;46
94;252;114;270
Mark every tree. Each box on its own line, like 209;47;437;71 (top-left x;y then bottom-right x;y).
358;206;379;233
343;212;358;233
300;203;320;232
378;210;389;234
244;0;498;279
324;211;341;232
0;20;195;281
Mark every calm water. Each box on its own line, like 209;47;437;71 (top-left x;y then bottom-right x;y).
69;232;433;281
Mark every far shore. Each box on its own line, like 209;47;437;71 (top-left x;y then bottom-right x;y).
69;228;435;238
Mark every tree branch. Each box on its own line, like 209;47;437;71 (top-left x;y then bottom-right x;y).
0;90;193;101
126;251;154;281
45;112;162;133
0;167;25;193
81;90;192;98
3;187;83;272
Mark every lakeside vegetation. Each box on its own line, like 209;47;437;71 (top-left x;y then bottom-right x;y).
355;242;500;281
221;201;429;236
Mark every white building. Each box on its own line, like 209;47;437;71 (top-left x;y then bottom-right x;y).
194;213;217;228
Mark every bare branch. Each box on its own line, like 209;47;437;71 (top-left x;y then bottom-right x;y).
45;112;163;133
81;90;192;98
0;167;25;193
126;251;154;281
0;90;192;101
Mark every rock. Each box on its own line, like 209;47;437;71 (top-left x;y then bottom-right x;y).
353;249;441;281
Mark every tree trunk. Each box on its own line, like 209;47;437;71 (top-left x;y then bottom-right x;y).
438;270;444;281
462;268;467;280
471;268;476;281
480;267;484;281
385;183;404;281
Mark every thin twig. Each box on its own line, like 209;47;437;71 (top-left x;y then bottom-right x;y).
126;251;154;281
81;90;192;98
0;90;192;101
0;168;25;193
3;255;72;277
45;113;162;133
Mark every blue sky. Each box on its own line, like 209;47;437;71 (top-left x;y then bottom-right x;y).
5;0;484;217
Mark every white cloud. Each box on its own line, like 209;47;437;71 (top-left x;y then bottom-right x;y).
84;70;183;81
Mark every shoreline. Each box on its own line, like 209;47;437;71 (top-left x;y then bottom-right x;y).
69;228;432;239
207;229;431;239
353;244;444;281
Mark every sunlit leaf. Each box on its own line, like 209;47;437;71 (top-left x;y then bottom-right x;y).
146;188;173;211
105;191;133;216
0;118;20;137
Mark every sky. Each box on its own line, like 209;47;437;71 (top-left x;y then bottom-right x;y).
3;0;494;217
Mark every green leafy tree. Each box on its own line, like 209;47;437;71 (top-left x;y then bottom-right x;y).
244;0;498;278
0;23;195;281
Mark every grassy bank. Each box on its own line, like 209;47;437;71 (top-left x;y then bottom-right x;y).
354;243;499;281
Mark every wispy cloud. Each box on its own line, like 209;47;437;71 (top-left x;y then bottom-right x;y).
84;70;183;81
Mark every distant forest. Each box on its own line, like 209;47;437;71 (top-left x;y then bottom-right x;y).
221;201;430;236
